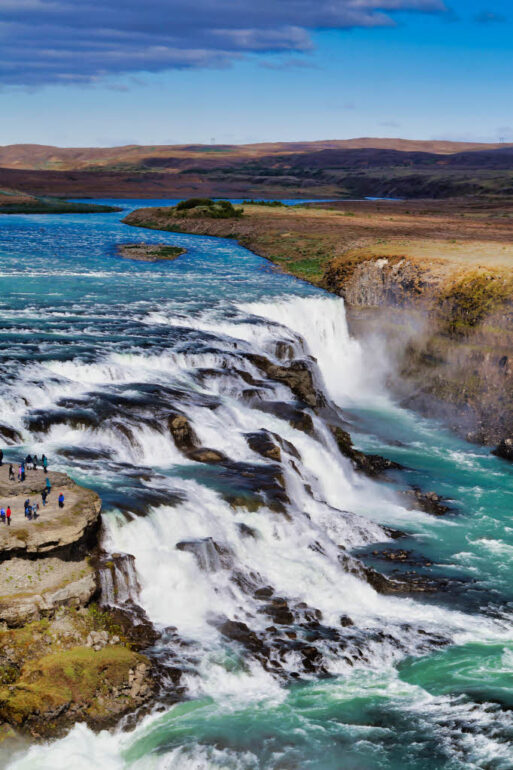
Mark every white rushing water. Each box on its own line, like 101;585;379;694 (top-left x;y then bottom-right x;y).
6;294;513;770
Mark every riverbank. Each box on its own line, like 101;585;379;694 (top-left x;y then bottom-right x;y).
0;465;156;740
0;189;120;214
124;199;513;448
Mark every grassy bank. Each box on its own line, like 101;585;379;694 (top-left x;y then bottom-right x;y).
0;189;121;215
124;198;513;288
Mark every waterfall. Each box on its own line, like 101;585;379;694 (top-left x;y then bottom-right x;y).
6;292;513;770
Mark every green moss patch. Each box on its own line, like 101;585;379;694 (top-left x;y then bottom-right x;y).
0;645;144;725
440;271;512;335
175;198;243;219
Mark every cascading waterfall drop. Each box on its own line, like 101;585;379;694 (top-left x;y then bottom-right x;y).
4;211;513;770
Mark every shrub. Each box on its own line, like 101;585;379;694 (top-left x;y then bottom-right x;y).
242;200;285;207
175;198;214;211
175;199;242;219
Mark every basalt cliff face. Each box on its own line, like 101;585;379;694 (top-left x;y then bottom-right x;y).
325;255;513;448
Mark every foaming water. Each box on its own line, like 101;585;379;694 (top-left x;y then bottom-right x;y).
3;202;513;769
240;296;389;405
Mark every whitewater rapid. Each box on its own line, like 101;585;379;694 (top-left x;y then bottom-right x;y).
3;290;513;769
1;176;513;768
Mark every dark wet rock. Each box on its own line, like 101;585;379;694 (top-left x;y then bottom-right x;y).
237;523;259;539
329;424;402;477
253;401;315;435
246;429;301;461
409;488;451;516
57;446;112;462
168;413;198;451
230;570;261;595
368;548;434;567
104;604;160;652
176;538;233;572
218;620;269;657
340;615;354;627
310;541;327;556
245;431;281;461
111;421;138;446
187;447;227;464
274;341;295;361
0;424;22;445
492;438;513;461
300;645;324;672
361;454;403;475
212;459;289;514
240;387;267;403
101;484;184;518
364;563;449;594
246;354;325;410
228;494;266;512
383;526;408;540
258;597;295;625
339;549;439;595
254;586;274;599
25;409;100;433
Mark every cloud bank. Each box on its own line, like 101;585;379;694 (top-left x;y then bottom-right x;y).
0;0;447;86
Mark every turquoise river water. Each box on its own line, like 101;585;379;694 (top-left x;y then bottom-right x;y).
1;200;513;769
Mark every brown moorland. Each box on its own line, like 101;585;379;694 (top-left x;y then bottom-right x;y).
4;138;513;200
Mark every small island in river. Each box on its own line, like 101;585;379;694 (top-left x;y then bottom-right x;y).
117;243;186;262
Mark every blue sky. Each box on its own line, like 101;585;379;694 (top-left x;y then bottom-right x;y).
0;0;511;146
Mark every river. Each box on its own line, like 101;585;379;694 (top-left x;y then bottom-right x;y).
2;200;513;769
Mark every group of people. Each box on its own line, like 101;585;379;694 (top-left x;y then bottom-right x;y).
5;453;48;483
0;451;65;527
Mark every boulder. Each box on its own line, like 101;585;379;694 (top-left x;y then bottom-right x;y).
246;354;324;409
329;425;402;477
168;414;198;451
187;447;227;464
492;438;513;461
245;431;281;462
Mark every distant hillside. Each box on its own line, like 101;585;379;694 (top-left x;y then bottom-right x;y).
2;139;513;199
1;138;512;171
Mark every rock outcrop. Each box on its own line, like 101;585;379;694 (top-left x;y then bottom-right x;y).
0;607;156;738
0;465;159;740
492;438;513;461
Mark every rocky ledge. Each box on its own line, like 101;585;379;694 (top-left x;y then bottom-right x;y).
0;465;157;740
